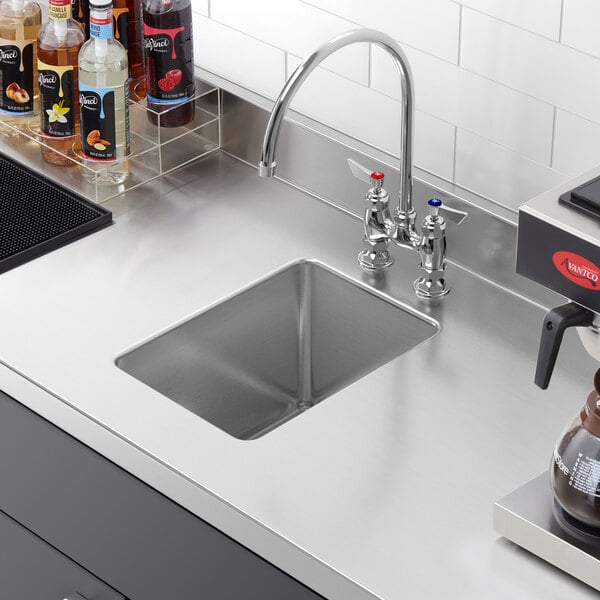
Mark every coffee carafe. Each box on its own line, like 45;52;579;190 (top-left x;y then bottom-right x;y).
533;300;600;533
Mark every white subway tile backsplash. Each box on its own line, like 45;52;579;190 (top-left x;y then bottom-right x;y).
455;129;567;208
191;1;600;210
414;112;456;181
210;0;369;85
286;55;455;179
553;111;600;176
302;0;461;63
371;44;457;124
456;0;562;40
192;13;286;99
461;8;600;125
371;44;554;164
562;0;600;59
455;69;554;164
190;0;209;17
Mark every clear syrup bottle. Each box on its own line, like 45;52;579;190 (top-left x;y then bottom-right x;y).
78;0;129;184
0;0;41;125
37;0;85;165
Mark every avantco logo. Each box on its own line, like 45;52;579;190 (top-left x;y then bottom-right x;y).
553;251;600;290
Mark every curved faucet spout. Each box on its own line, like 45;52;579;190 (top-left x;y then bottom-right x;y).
258;28;415;219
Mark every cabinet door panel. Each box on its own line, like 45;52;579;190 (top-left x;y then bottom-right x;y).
0;390;324;600
0;508;124;600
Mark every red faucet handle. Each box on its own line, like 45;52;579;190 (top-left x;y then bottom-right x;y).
347;158;385;189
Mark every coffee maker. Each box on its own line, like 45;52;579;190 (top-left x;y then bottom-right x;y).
495;172;600;591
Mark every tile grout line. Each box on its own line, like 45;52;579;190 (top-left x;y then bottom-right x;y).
207;0;211;19
367;43;372;88
550;106;558;169
463;5;563;43
457;4;463;66
559;0;565;43
452;125;459;184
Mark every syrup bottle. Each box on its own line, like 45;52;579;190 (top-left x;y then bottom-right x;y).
78;0;130;184
0;0;41;123
113;0;144;100
143;0;194;127
37;0;85;165
71;0;89;36
72;0;144;100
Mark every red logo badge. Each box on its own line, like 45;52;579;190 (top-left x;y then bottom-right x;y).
553;251;600;289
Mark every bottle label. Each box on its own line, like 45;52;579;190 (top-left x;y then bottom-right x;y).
0;38;35;113
38;61;76;137
113;7;133;79
90;15;112;39
113;7;130;47
49;0;72;20
71;0;90;35
80;82;119;160
143;9;194;103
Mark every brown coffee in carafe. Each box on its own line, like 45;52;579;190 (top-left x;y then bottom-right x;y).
551;369;600;530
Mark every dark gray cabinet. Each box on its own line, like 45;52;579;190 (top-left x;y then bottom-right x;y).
0;508;124;600
0;389;324;600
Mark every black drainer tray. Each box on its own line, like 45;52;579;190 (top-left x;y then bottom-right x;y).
0;151;112;274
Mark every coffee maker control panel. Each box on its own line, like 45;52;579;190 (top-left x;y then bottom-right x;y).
518;175;600;315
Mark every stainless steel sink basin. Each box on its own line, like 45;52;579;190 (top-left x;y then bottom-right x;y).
116;260;438;439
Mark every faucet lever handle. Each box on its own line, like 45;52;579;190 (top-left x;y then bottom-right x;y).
428;198;467;225
347;158;384;189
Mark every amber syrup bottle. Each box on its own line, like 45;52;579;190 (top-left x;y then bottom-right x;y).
0;0;41;125
112;0;143;99
143;0;194;127
37;0;85;164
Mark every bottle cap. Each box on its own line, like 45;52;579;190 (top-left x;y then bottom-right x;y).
89;0;112;7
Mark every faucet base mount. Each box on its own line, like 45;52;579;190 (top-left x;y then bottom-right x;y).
414;269;450;298
358;239;394;271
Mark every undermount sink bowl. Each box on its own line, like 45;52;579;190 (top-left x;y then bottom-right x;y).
117;260;438;439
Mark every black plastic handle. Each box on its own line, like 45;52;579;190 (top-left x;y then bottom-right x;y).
535;302;595;389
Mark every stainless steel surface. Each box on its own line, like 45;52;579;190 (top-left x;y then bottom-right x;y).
117;260;437;440
64;594;88;600
0;151;597;600
258;28;414;228
494;473;600;592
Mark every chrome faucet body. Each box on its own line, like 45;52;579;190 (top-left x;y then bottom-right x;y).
258;28;466;298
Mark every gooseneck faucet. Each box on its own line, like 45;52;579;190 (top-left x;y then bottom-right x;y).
258;28;466;298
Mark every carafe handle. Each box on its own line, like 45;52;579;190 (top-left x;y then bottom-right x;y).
535;301;595;389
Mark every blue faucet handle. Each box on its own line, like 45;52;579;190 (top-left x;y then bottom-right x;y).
428;198;467;225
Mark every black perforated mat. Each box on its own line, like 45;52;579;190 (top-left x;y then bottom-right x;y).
0;152;112;274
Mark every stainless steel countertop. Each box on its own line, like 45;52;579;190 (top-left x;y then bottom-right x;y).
0;151;598;599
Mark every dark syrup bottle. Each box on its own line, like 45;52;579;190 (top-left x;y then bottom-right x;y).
143;0;194;127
